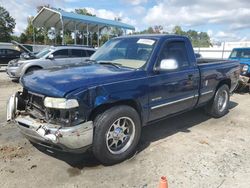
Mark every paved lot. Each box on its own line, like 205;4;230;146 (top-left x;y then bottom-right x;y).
0;71;250;188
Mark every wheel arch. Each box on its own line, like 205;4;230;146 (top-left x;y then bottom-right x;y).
24;65;43;74
216;78;231;91
88;99;143;125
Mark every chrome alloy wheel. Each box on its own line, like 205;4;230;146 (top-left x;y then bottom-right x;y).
218;90;228;112
106;117;135;155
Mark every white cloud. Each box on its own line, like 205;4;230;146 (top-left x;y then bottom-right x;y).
207;30;213;37
132;6;146;15
213;31;241;41
125;0;147;6
143;0;250;41
85;7;118;20
84;7;137;28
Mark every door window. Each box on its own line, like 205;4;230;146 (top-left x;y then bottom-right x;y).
158;41;190;69
53;49;69;59
86;50;95;57
6;49;20;56
0;49;5;55
71;49;83;57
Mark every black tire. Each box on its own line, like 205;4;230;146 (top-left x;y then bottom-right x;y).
25;66;42;74
205;84;230;118
92;105;141;165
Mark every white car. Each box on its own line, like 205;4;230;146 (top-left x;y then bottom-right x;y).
6;46;96;79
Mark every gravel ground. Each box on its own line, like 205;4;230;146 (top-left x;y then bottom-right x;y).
0;71;250;188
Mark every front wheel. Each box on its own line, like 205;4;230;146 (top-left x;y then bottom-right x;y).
92;105;141;165
205;84;230;118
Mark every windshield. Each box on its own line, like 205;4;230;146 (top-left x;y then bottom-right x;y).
90;38;156;69
230;49;250;59
35;47;52;59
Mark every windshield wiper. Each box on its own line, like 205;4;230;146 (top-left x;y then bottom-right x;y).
98;61;122;69
85;59;122;68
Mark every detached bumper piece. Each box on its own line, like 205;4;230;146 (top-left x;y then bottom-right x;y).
239;75;250;86
7;92;93;152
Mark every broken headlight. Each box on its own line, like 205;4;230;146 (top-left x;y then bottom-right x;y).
47;108;83;127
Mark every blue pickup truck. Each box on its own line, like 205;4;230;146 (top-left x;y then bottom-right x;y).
229;48;250;89
7;35;240;165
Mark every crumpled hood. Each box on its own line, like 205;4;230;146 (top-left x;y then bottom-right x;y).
21;64;142;98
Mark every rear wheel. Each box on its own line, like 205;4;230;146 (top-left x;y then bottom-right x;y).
92;105;141;165
205;84;230;118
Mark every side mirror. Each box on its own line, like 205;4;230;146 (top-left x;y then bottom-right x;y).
47;54;54;60
23;54;30;59
159;59;178;71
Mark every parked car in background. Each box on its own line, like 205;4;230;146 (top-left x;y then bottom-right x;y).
0;48;22;65
229;48;250;90
6;46;96;79
0;41;37;66
7;35;240;165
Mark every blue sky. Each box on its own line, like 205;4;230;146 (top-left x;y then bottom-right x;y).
1;0;250;42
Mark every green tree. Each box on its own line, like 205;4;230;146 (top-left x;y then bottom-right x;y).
134;25;165;34
19;33;27;43
172;26;211;47
100;34;109;45
110;17;124;37
154;25;163;34
11;35;20;42
199;32;211;47
172;26;185;35
75;8;96;16
0;6;16;42
19;16;47;44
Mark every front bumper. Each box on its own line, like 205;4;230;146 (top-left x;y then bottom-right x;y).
6;66;21;78
7;93;93;153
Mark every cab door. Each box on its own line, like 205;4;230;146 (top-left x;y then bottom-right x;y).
70;49;87;64
51;49;71;66
148;39;199;121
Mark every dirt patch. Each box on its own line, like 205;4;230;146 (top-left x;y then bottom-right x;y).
0;145;28;160
67;167;82;177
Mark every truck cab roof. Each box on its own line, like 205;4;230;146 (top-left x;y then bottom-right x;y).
116;34;190;40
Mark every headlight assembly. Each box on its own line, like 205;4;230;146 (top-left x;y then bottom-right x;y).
242;64;249;72
44;97;79;109
9;61;23;67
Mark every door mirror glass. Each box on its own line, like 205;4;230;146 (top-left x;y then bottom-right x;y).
47;54;54;60
159;59;178;70
23;54;30;59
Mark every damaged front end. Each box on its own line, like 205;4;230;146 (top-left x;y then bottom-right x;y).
6;89;93;152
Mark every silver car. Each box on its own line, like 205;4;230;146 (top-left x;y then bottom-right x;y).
6;46;96;79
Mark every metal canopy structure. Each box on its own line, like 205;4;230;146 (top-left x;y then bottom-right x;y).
32;7;135;46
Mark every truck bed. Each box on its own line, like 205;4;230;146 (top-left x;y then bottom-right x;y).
196;58;239;106
197;58;231;64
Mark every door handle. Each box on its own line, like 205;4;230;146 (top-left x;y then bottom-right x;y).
188;74;193;81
